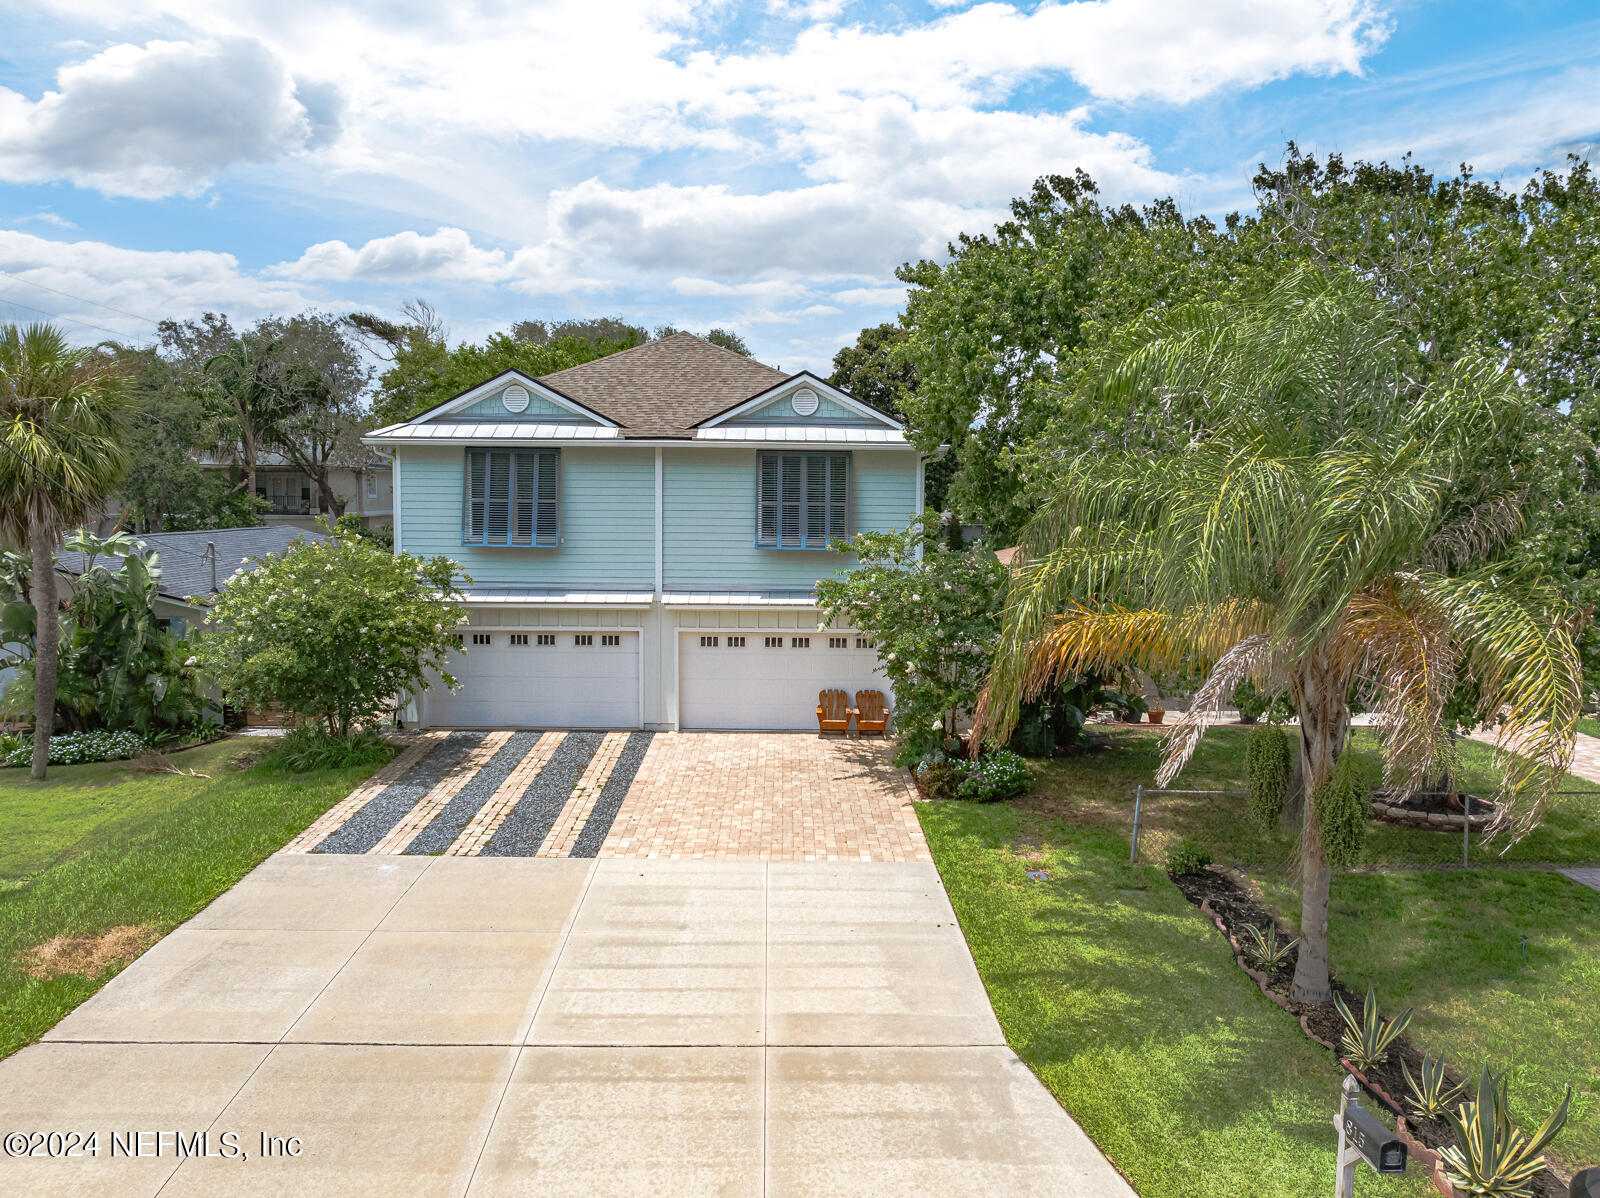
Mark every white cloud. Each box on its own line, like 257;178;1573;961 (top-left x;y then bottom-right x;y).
0;37;326;198
834;285;906;306
0;228;317;339
273;227;513;283
669;276;812;299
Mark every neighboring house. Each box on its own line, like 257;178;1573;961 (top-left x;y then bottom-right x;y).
195;451;394;531
2;525;327;715
55;525;330;637
364;332;927;731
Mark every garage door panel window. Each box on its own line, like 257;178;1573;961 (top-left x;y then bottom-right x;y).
463;449;559;547
757;452;849;548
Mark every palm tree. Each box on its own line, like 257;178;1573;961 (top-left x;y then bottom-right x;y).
0;325;129;779
200;332;291;501
973;269;1580;1003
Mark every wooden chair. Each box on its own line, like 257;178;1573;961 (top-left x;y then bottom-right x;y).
854;690;890;737
816;689;853;737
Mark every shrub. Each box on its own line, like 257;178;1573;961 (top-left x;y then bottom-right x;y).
1164;836;1212;876
1313;753;1370;867
914;751;963;800
3;729;145;768
1402;1053;1466;1120
1332;983;1413;1072
954;748;1031;803
1245;724;1294;831
1234;678;1270;724
196;527;468;737
1441;1066;1571;1197
263;726;397;772
1240;922;1299;971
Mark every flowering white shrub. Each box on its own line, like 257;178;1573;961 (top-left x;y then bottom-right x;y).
3;729;146;768
195;528;469;737
953;748;1031;803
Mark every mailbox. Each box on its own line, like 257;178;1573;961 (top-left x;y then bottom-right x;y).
1342;1102;1408;1174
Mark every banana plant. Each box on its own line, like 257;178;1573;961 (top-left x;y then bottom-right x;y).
1402;1052;1466;1119
1332;983;1413;1072
1440;1065;1570;1197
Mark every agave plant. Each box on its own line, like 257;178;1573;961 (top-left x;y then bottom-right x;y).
1402;1052;1467;1119
1240;922;1299;970
1440;1066;1571;1197
1332;984;1413;1072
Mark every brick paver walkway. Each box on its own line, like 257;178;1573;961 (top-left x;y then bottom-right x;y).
598;732;929;861
1467;726;1600;784
538;731;630;857
445;731;566;856
281;732;444;853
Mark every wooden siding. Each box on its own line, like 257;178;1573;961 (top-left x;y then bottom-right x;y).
719;390;882;428
397;445;654;587
662;447;918;589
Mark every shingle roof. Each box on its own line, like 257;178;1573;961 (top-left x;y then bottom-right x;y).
537;332;790;438
56;525;328;604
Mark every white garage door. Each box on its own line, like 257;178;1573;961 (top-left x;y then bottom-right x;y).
425;629;640;728
679;631;891;730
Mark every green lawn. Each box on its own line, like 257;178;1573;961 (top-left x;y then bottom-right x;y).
0;738;394;1058
1029;724;1600;868
919;799;1436;1198
919;726;1600;1193
1579;716;1600;740
1257;867;1600;1174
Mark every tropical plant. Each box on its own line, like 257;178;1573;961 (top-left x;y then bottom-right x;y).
972;268;1581;1002
198;331;294;501
953;748;1030;802
1440;1066;1571;1197
1245;724;1294;831
195;525;468;738
0;323;130;779
1314;752;1371;868
1;531;204;736
1402;1052;1466;1120
1332;985;1414;1072
263;725;396;772
1239;921;1299;971
814;514;1008;765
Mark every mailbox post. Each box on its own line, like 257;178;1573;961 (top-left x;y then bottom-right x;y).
1335;1075;1408;1196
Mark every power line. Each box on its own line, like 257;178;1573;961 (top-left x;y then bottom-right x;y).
0;270;160;328
0;289;135;341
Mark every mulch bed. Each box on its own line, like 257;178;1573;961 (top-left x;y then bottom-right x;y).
1170;865;1567;1198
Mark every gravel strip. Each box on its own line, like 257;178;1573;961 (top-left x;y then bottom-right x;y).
480;732;604;857
569;731;654;858
401;731;542;855
312;732;483;854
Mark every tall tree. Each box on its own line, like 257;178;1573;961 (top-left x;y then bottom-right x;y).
198;331;294;501
828;322;953;512
974;270;1580;1003
511;316;647;347
0;324;129;780
257;311;372;516
895;172;1238;537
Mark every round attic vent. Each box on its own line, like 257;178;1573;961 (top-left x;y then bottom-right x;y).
502;384;531;413
791;387;820;417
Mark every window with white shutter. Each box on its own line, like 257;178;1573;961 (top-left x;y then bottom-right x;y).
756;452;850;548
463;449;560;547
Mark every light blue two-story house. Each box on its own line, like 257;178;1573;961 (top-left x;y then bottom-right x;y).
364;332;925;730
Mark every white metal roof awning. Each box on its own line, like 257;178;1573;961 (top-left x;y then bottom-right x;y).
456;588;655;606
364;423;623;445
661;591;819;608
694;426;908;444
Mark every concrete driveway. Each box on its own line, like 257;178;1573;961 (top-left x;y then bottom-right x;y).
0;853;1133;1197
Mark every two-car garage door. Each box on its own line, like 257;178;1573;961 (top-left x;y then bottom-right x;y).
425;629;640;728
678;631;891;730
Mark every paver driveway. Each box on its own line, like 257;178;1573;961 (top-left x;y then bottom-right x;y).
0;854;1132;1196
285;731;929;862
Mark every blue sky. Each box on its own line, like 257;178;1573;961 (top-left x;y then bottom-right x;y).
0;0;1596;373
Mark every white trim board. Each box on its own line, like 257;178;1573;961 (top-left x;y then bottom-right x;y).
696;371;902;430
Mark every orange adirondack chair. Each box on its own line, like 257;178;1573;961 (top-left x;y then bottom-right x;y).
817;689;853;736
854;690;890;737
